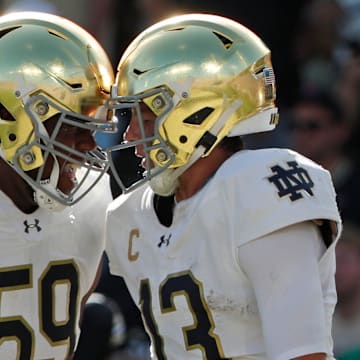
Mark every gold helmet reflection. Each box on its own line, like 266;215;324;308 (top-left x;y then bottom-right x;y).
0;11;114;171
110;13;279;195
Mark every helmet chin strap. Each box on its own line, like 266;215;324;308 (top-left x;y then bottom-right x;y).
33;155;66;212
149;145;203;196
149;168;179;197
29;111;67;212
150;100;242;196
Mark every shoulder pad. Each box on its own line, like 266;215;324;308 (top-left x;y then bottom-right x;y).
218;148;341;245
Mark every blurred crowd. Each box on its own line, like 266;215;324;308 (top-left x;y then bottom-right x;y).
1;0;360;359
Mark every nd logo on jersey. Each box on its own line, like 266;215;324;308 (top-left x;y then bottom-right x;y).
268;160;314;201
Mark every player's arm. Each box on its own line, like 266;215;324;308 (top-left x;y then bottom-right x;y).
79;253;105;317
293;354;326;360
64;255;105;360
237;221;332;359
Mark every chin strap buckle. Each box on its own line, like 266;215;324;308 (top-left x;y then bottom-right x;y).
195;131;217;153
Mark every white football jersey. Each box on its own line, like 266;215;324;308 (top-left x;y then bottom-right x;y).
0;172;111;360
106;148;341;359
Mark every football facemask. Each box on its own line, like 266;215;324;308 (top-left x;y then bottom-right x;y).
0;12;116;210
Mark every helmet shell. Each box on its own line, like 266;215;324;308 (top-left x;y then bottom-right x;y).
0;11;114;170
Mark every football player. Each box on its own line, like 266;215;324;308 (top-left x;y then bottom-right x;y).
104;13;342;360
0;11;115;359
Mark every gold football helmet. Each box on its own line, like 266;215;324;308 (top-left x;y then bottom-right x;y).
107;13;279;195
0;12;115;210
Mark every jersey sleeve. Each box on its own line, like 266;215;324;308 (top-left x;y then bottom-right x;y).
237;221;336;359
220;149;342;247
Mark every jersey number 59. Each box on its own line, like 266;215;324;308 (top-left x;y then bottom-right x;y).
0;260;79;360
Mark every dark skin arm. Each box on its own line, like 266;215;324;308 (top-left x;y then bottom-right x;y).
66;254;105;360
79;254;105;323
293;354;326;360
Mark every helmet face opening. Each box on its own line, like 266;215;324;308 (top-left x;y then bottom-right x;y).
106;13;279;195
0;12;116;208
11;95;112;206
106;87;176;194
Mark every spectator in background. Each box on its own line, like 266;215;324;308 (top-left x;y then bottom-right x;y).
2;0;57;13
289;90;360;225
292;0;346;96
333;36;360;165
333;222;360;359
335;46;360;127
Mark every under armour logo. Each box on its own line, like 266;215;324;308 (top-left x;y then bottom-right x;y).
268;161;314;201
158;234;171;248
24;219;42;233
